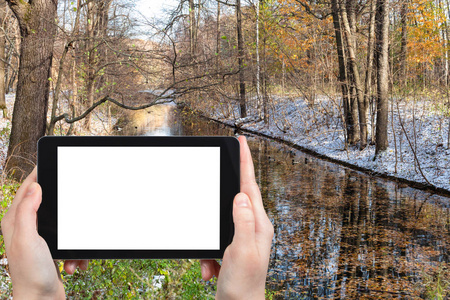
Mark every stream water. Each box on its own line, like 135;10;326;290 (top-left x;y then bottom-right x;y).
122;105;450;299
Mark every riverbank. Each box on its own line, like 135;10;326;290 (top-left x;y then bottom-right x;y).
179;95;450;196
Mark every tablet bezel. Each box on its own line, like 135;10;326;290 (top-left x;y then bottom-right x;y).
37;136;239;259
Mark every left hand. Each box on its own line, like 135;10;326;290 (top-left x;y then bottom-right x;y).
1;167;88;300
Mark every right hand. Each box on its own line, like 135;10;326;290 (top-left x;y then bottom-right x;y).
201;136;274;299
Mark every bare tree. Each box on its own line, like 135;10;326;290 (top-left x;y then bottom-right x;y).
364;0;376;144
236;0;246;118
340;0;367;148
0;0;8;118
189;0;197;57
398;0;407;86
331;0;353;146
375;0;389;155
5;0;58;180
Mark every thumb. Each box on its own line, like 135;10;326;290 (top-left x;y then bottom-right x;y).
16;182;42;235
231;193;256;246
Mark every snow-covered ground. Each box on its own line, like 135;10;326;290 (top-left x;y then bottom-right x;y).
199;95;450;192
1;93;449;192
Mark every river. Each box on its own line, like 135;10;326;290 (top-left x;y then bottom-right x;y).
121;104;450;299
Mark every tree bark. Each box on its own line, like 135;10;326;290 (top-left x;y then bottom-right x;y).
0;0;7;118
236;0;246;118
5;0;58;180
256;0;261;118
399;0;407;86
84;0;96;130
6;21;19;94
216;1;220;73
375;0;389;155
364;0;376;144
48;43;70;135
341;0;366;147
262;24;268;123
189;0;197;57
331;0;352;146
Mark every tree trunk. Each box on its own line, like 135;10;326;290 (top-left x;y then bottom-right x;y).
262;27;268;123
0;0;7;118
444;0;450;87
48;43;70;135
375;0;389;155
364;0;376;144
6;23;19;94
256;0;261;118
189;0;197;57
331;0;352;146
84;0;96;130
216;1;220;73
399;1;407;86
236;0;246;118
341;0;366;147
5;0;58;180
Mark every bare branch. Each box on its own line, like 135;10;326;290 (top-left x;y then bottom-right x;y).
52;95;174;125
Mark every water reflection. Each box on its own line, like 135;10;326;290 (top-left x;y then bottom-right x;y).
124;105;450;299
253;138;449;299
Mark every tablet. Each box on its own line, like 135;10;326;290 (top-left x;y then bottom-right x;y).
37;136;239;259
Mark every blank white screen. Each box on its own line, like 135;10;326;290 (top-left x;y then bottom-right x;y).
57;146;220;250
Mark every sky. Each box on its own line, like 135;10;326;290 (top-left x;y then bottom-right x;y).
134;0;178;38
135;0;177;20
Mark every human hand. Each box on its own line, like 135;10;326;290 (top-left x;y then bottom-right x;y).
200;136;274;299
1;167;88;299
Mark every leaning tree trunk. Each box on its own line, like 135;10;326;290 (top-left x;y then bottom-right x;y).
331;0;353;146
341;0;366;148
256;0;261;118
5;0;58;180
375;0;389;156
84;0;96;130
236;0;247;118
189;0;197;57
399;1;407;87
364;0;376;144
0;1;7;118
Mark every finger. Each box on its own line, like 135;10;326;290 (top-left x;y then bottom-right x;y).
79;260;89;271
200;260;220;281
4;167;37;224
14;182;42;239
64;260;78;274
238;136;264;212
232;193;256;247
12;167;37;201
238;136;257;188
238;136;271;235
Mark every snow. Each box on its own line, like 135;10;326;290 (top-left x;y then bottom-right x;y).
1;93;449;192
199;94;450;192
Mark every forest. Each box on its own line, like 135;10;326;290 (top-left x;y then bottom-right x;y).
0;0;449;298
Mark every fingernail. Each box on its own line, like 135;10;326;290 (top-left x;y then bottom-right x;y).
235;194;249;207
26;183;37;196
201;262;206;273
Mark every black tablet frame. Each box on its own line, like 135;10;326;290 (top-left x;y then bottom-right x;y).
37;136;239;259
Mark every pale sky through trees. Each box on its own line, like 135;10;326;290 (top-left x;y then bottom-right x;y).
135;0;177;38
136;0;177;19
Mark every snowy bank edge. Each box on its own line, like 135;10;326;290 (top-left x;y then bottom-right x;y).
178;103;450;198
